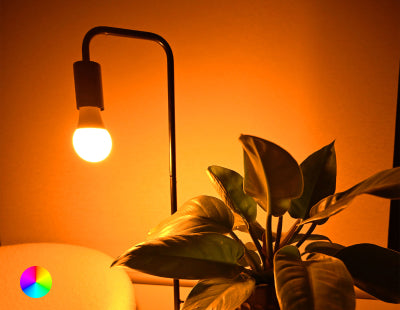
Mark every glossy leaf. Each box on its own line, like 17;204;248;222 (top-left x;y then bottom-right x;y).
290;234;332;245
235;221;265;241
239;135;303;216
274;245;355;310
238;245;261;267
244;242;258;251
207;165;257;223
182;274;256;310
305;241;345;257
147;196;234;239
302;167;400;225
289;141;336;219
112;233;244;279
335;243;400;303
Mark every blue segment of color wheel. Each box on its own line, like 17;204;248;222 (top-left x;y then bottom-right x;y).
20;266;52;298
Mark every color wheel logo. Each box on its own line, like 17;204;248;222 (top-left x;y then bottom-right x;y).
20;266;52;298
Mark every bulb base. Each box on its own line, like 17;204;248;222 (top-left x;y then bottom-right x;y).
77;106;105;129
73;60;104;110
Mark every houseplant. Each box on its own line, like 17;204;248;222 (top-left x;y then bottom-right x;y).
112;134;400;310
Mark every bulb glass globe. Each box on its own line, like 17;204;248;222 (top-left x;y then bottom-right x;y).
73;128;112;162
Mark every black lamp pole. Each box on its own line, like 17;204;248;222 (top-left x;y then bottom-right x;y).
74;26;180;309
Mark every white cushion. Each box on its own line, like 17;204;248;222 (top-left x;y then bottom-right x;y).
0;243;135;309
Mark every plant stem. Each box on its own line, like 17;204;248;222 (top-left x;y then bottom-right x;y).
248;224;266;264
265;213;273;268
230;231;262;273
295;223;317;248
278;219;301;250
274;216;283;253
287;222;303;245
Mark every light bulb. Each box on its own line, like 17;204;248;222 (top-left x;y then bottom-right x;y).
72;106;112;163
73;128;112;162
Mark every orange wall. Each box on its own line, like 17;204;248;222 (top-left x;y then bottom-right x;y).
1;1;399;309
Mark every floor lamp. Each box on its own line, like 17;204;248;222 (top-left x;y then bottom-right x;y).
71;26;180;310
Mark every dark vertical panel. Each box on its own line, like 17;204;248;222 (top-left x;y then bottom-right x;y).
388;64;400;251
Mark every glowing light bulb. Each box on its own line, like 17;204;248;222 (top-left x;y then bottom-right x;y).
73;128;112;162
72;106;112;162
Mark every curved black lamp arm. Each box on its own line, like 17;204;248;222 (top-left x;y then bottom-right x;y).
80;26;180;309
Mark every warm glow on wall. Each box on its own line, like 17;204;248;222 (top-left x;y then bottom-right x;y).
1;1;400;309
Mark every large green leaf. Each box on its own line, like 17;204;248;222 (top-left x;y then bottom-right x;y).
182;274;256;310
289;141;336;219
335;243;400;303
238;244;262;267
274;245;355;310
239;135;303;216
147;196;234;239
289;234;331;245
235;221;265;240
302;167;400;225
112;233;244;279
207;165;257;223
305;241;345;257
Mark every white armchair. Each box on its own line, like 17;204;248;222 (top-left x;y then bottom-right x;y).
0;243;136;309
